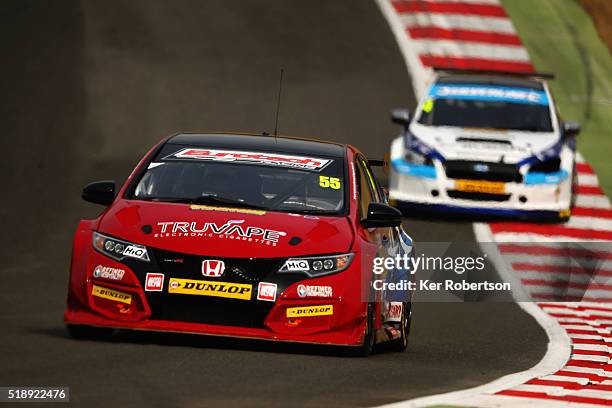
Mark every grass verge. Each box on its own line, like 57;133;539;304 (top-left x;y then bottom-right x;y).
502;0;612;198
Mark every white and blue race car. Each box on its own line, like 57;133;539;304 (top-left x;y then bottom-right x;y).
388;70;580;220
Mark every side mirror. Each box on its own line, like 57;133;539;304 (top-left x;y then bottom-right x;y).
362;203;402;228
391;109;411;126
82;181;116;206
563;121;581;137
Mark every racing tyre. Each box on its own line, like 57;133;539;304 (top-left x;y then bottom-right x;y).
389;302;411;352
66;324;114;340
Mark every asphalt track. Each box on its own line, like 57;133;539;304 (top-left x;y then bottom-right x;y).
0;1;547;407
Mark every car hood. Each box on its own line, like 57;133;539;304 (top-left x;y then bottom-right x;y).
410;122;559;163
98;200;354;258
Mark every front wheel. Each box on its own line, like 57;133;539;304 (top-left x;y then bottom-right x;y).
389;302;411;352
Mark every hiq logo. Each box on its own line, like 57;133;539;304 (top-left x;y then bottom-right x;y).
283;260;309;271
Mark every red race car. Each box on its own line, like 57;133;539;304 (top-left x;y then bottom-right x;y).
65;133;414;355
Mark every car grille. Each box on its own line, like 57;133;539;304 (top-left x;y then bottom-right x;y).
444;160;522;183
447;190;511;202
146;249;286;328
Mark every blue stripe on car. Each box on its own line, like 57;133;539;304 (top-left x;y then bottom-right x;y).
517;140;563;167
428;84;549;106
391;158;436;179
524;170;569;185
402;130;446;163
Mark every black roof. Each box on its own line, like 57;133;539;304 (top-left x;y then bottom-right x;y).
167;132;346;158
437;74;544;90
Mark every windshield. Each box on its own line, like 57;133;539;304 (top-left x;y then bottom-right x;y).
129;147;346;215
417;83;553;132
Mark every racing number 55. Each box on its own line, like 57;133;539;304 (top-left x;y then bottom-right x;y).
319;176;341;190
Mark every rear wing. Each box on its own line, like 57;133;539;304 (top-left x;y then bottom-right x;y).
432;67;555;80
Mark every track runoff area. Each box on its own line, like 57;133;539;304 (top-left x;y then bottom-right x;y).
376;0;612;407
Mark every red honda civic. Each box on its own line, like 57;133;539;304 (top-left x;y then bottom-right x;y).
65;132;413;355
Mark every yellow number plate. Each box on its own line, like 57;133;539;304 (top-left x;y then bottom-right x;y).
455;179;506;194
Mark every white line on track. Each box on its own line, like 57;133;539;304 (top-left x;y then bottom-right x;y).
576;194;612;209
579;173;601;187
564;366;612;376
412;39;531;61
565;216;612;231
398;13;517;34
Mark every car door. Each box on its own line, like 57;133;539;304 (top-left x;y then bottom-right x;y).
357;156;413;310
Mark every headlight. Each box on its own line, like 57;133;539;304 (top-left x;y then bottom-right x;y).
404;151;433;166
279;253;353;277
528;157;561;173
93;232;150;262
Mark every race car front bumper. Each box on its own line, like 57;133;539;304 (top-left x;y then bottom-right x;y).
388;158;573;220
65;246;371;347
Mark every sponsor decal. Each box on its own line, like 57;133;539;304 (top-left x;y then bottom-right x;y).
163;258;184;264
282;259;309;271
429;84;549;106
296;284;333;298
202;260;225;277
165;148;331;171
91;284;132;304
455;179;505;195
350;161;358;200
257;282;277;302
318;176;341;190
387;302;403;322
154;220;286;247
473;163;489;173
145;273;164;292
168;278;252;300
122;245;148;260
93;265;125;281
286;305;333;317
190;204;266;216
457;140;515;151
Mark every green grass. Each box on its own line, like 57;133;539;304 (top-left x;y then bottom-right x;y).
502;0;612;198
